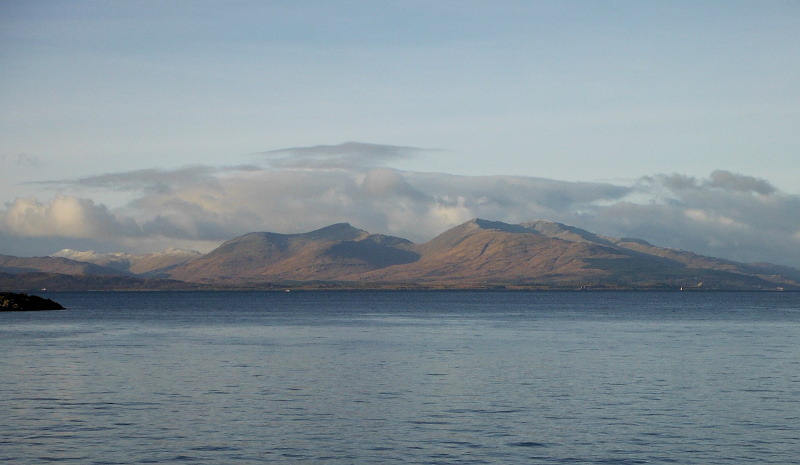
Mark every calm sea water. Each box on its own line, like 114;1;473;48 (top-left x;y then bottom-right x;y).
2;291;799;464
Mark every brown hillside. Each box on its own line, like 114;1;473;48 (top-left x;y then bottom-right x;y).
23;218;796;290
361;219;624;283
169;223;418;283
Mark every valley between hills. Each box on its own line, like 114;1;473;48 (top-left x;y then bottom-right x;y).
2;219;799;291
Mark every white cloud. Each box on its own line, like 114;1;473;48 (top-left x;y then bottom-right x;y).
2;156;800;267
0;195;141;239
358;168;428;200
683;209;741;227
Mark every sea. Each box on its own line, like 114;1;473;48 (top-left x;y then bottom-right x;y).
1;290;799;464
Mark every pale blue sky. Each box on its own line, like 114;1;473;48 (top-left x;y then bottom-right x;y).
2;1;800;264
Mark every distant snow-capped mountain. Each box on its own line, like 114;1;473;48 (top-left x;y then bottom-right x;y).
51;248;201;277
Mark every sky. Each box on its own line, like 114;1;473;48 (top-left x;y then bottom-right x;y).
1;1;799;267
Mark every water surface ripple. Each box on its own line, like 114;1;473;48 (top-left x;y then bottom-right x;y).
2;291;799;464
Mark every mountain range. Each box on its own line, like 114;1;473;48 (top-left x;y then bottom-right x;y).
2;219;799;290
50;248;202;277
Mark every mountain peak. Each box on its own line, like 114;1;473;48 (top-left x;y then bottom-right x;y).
170;222;414;282
9;220;799;290
470;218;527;233
48;247;202;276
521;219;571;233
521;220;613;246
305;222;367;241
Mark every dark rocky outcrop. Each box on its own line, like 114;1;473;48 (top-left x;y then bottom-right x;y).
0;292;65;311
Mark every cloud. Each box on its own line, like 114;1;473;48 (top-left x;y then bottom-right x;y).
0;195;141;239
256;141;429;169
40;165;261;194
705;170;776;195
2;162;799;267
643;170;778;196
359;168;428;201
99;167;633;245
583;171;800;264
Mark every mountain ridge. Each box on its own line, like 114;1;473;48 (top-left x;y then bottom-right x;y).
170;223;417;284
3;219;799;291
0;254;124;277
50;248;202;277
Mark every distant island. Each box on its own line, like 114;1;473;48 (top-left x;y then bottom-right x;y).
2;219;799;291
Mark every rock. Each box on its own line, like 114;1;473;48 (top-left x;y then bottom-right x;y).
0;292;65;311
